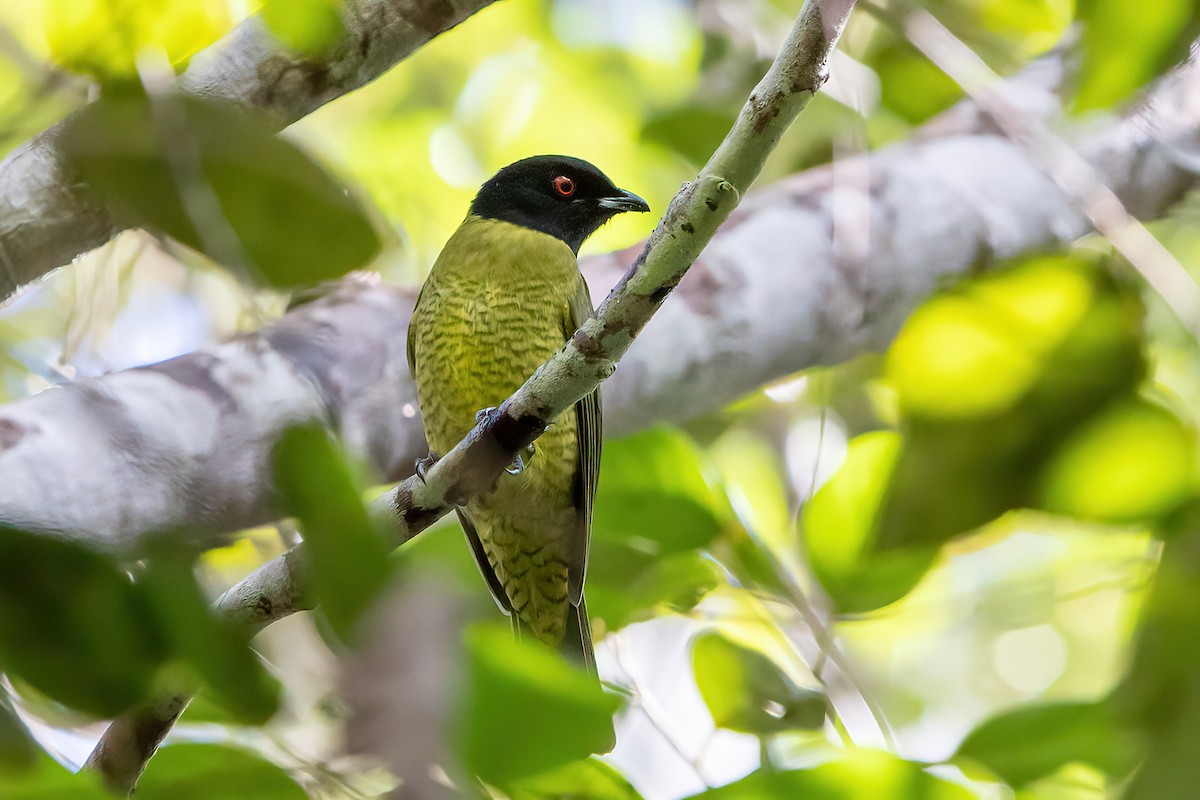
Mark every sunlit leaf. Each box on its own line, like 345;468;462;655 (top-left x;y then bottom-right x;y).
1039;398;1196;523
685;749;975;799
60;92;381;288
135;744;306;800
261;0;346;57
455;624;620;786
274;424;392;640
46;0;229;82
803;431;936;611
588;428;725;629
0;752;111;798
507;758;644;800
956;700;1139;787
1073;0;1197;112
137;543;281;724
692;631;825;735
0;525;165;717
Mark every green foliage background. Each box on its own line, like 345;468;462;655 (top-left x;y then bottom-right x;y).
2;0;1200;798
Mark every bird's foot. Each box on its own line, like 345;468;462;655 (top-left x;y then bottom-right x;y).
505;443;536;476
415;451;441;483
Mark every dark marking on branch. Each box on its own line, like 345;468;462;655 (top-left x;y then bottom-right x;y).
706;197;719;211
402;0;458;34
0;418;25;450
149;355;237;412
681;221;695;234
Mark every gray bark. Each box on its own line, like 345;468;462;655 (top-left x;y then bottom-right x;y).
1;44;1198;549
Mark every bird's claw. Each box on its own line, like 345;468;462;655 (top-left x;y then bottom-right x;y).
505;443;536;476
415;451;441;483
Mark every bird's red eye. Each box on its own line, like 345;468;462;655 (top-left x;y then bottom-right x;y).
554;175;575;197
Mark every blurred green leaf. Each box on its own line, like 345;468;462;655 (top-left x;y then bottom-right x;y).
685;749;975;799
135;744;306;800
955;700;1140;787
803;431;936;611
1112;529;1200;799
588;428;725;630
45;0;229;82
588;550;721;633
261;0;346;57
507;758;644;800
0;525;165;717
875;40;964;125
138;543;280;724
691;631;825;734
274;424;392;640
60;92;380;288
593;427;723;554
1073;0;1198;112
1039;398;1196;523
0;752;111;799
0;698;36;774
455;624;620;786
643;107;735;165
880;255;1143;548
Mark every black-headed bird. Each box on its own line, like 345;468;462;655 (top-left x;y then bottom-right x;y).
407;155;649;671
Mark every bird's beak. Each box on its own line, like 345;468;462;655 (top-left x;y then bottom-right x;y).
597;189;650;214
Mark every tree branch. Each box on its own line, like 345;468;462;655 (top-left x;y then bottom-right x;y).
0;0;497;302
2;38;1197;549
82;0;856;790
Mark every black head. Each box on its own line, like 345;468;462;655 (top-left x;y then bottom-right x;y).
470;155;650;254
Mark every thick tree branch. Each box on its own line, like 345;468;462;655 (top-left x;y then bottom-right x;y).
0;0;497;301
2;41;1197;548
83;0;856;790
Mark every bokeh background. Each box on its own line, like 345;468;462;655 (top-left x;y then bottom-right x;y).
2;0;1199;798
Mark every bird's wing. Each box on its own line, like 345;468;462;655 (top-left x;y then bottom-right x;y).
405;283;426;379
565;271;601;606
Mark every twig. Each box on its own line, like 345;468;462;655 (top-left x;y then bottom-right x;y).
83;0;856;791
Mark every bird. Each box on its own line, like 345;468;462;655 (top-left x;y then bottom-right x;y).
407;155;650;672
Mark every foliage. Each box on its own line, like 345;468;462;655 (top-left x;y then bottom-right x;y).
1;0;1199;799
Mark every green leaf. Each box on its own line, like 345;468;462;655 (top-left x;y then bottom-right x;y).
803;431;937;612
455;624;620;786
507;758;644;800
685;750;975;799
0;752;111;799
587;550;721;633
955;700;1140;787
0;698;36;774
135;744;306;800
1039;398;1196;523
46;0;229;82
137;543;280;724
0;525;165;717
643;107;736;166
1073;0;1197;112
593;427;723;554
691;631;825;734
588;428;725;630
274;424;392;640
261;0;346;57
60;92;380;288
1112;529;1200;798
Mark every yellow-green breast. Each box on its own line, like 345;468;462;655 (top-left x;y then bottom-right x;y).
408;215;584;644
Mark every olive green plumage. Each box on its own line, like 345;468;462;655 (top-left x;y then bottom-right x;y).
406;156;648;670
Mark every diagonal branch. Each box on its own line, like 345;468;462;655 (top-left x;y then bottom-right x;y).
83;0;857;791
0;0;497;302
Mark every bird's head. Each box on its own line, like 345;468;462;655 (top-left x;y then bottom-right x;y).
470;155;650;254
